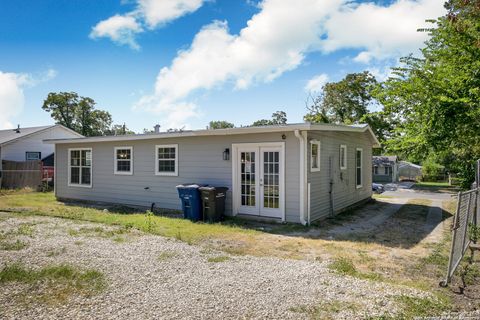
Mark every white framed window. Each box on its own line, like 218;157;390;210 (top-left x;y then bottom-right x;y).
384;167;389;175
310;140;320;172
26;152;41;161
373;166;379;175
114;147;133;175
356;148;363;188
68;148;92;188
339;145;347;170
155;144;178;176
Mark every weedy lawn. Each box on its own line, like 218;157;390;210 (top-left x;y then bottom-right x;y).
0;189;475;318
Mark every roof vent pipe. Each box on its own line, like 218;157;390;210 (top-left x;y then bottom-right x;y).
14;124;21;133
154;124;161;133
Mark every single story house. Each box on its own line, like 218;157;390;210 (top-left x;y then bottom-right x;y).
372;155;399;183
47;123;380;225
398;161;422;181
0;125;83;186
0;124;82;163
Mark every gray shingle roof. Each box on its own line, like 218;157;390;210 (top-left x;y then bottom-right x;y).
372;155;398;166
0;125;53;145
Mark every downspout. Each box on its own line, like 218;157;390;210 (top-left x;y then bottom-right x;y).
294;130;308;225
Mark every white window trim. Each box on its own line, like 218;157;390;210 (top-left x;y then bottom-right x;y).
340;144;347;170
310;140;320;172
356;147;363;189
114;146;133;175
68;147;92;188
155;144;178;176
26;151;41;161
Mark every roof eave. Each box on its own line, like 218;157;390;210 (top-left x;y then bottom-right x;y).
44;123;381;145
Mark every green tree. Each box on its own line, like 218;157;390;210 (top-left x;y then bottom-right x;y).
209;120;234;129
105;124;135;136
376;0;480;187
252;111;287;126
42;92;113;137
41;92;79;129
304;72;377;124
271;111;287;124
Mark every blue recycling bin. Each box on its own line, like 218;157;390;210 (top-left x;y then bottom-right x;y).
176;184;204;221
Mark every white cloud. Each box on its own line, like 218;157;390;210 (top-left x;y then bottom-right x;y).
305;73;329;92
0;69;57;129
0;72;29;129
138;0;205;28
321;0;445;63
136;0;446;127
91;0;207;49
90;14;143;50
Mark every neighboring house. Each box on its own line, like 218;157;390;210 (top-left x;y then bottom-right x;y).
372;156;399;183
47;123;380;225
398;161;422;181
0;125;82;163
0;125;83;185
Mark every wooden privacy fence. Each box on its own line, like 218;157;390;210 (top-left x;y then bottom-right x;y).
1;160;43;190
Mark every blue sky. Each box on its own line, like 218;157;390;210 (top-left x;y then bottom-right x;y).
0;0;445;132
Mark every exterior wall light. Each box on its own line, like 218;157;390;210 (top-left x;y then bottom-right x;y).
223;148;230;161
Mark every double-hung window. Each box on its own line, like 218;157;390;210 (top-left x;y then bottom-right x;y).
155;144;178;176
114;147;133;175
339;145;347;170
310;140;320;172
69;148;92;187
356;148;363;188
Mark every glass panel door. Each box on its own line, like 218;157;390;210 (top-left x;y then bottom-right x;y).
238;150;259;214
235;144;283;219
260;147;282;218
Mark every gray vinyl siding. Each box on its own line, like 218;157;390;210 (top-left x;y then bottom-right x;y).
307;130;373;222
55;132;302;223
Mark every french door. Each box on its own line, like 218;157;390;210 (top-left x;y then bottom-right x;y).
233;143;284;219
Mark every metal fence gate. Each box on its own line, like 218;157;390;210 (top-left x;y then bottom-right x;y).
440;159;480;286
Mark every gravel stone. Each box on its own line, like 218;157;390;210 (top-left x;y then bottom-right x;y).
0;213;430;319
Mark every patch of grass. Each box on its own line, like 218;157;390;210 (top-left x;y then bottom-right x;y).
207;256;231;263
329;257;357;275
413;182;459;193
394;295;450;319
16;223;35;237
0;263;106;304
0;239;27;251
328;257;383;281
0;223;35;240
0;192;257;246
158;251;177;261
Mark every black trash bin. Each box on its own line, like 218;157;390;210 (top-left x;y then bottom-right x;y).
176;184;204;221
198;186;228;223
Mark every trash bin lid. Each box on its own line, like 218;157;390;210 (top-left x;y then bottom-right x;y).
176;184;204;189
199;186;228;191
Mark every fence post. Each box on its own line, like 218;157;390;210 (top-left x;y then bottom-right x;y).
473;159;480;227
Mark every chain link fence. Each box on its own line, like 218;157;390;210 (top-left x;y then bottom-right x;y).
440;159;480;287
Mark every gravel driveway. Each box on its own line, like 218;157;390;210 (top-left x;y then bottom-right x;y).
0;213;429;319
